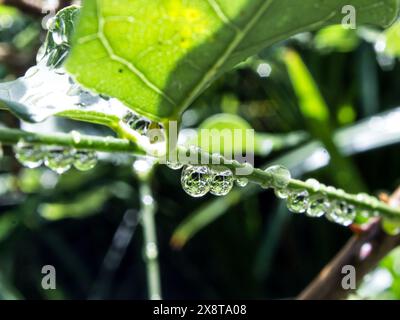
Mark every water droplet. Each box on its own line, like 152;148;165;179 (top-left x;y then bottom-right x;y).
145;242;158;259
210;167;234;196
235;177;248;188
166;161;184;170
326;200;356;226
265;165;291;189
181;165;213;198
122;112;151;134
287;190;309;213
71;130;81;144
45;16;56;30
336;189;345;196
357;207;370;219
275;188;290;199
44;147;75;174
123;111;139;127
261;181;271;189
14;141;45;169
133;158;155;178
306;178;321;192
147;125;165;144
73;150;98;171
211;153;222;165
307;195;329;218
326;186;337;193
356;193;380;209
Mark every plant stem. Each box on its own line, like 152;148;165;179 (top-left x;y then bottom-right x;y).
0;127;145;154
174;146;400;221
1;126;400;221
139;179;162;300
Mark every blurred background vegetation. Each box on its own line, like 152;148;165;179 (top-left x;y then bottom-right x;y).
1;2;400;299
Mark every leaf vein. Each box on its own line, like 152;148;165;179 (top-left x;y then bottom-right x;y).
94;0;176;106
175;0;274;116
206;0;240;31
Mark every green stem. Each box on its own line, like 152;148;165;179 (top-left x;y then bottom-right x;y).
174;146;400;221
139;179;162;300
1;126;400;221
0;127;145;154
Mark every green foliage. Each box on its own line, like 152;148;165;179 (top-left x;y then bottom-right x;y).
284;49;365;192
314;25;360;52
66;0;399;122
38;187;110;221
1;0;400;300
384;20;400;57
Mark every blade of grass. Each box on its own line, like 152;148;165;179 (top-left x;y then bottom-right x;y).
284;49;365;193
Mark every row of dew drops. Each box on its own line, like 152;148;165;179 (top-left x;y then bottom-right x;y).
13;140;97;174
170;162;380;227
11;105;381;228
12;112;155;174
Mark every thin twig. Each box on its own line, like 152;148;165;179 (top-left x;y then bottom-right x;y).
0;127;144;154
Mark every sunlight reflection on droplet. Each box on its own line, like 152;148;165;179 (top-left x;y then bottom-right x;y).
40;170;58;189
133;159;153;174
374;38;386;53
256;63;272;78
146;242;158;259
143;195;154;205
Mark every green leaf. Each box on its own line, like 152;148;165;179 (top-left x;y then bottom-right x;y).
382;218;400;235
384;20;400;57
283;49;366;192
38;187;110;221
314;25;360;53
66;0;400;122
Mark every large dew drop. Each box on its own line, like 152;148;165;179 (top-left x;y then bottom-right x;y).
274;188;290;199
287;190;309;213
73;150;98;171
210;167;234;196
14;140;45;169
265;165;291;189
307;195;329;218
44;147;75;174
181;165;213;198
306;178;321;192
166;161;184;170
325;200;356;226
122;111;151;135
